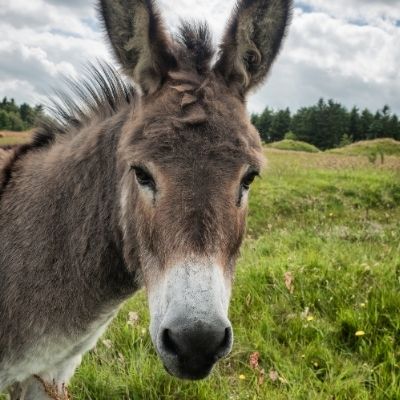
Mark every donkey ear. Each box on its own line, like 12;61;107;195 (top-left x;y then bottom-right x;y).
215;0;292;96
98;0;177;94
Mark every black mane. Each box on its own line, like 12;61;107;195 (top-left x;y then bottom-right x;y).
176;21;215;74
34;62;137;149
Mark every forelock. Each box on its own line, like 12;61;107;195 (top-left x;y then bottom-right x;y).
175;21;215;75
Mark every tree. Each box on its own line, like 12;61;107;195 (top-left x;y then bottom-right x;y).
360;109;374;140
325;99;349;149
290;99;349;150
388;115;400;140
349;106;362;141
0;109;11;130
369;111;384;139
253;107;274;142
0;98;44;131
20;103;34;125
252;100;400;149
269;108;291;142
7;112;25;131
291;106;314;144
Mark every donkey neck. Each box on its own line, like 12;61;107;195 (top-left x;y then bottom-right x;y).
0;109;139;336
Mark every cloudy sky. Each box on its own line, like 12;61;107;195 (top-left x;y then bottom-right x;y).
0;0;399;114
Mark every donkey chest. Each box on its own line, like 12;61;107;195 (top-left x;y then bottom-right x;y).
3;309;119;386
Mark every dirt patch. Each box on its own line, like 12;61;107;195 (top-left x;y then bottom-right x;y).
0;130;33;138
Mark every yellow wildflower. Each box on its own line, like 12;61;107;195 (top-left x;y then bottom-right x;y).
355;331;366;337
239;374;246;380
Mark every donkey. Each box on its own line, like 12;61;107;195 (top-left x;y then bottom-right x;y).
0;0;292;398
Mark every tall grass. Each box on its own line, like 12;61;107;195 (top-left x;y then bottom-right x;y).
1;150;399;399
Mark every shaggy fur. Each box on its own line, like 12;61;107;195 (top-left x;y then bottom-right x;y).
0;0;292;397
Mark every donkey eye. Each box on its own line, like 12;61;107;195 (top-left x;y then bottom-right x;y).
237;170;259;207
132;166;156;190
241;171;259;191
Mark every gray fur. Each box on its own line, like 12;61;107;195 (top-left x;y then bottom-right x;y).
0;107;138;392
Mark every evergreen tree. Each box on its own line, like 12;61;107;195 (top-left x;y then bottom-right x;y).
251;100;400;148
291;106;314;144
253;107;274;142
269;108;291;142
369;111;384;139
360;109;374;140
388;115;400;140
349;106;362;141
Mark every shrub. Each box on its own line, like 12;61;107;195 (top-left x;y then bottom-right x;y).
284;131;297;141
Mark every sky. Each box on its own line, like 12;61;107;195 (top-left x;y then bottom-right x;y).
0;0;399;114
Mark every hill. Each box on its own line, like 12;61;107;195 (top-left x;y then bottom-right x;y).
267;139;320;153
328;138;400;157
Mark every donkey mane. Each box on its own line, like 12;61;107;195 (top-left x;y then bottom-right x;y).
0;63;137;200
41;63;137;140
175;22;215;74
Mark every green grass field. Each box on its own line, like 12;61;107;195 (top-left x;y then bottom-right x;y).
1;148;399;399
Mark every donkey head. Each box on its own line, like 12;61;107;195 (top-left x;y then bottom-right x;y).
99;0;292;380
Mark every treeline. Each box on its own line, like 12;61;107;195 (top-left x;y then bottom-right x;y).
251;99;400;150
0;97;43;131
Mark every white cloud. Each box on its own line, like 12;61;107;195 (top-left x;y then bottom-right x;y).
159;0;236;41
0;0;399;116
298;0;400;23
249;5;400;114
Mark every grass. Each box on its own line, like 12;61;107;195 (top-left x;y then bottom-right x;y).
1;149;399;399
328;139;400;157
267;139;321;153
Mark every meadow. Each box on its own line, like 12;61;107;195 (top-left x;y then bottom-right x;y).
1;145;399;399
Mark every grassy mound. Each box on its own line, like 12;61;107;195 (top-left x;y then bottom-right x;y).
2;150;399;400
268;139;320;153
329;138;400;157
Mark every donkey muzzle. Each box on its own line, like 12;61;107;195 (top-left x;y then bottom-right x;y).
159;316;233;380
148;260;233;380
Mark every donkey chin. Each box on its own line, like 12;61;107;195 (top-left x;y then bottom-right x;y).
147;259;233;380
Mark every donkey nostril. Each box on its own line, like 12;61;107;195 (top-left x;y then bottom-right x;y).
215;327;232;359
162;329;180;357
160;324;232;362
